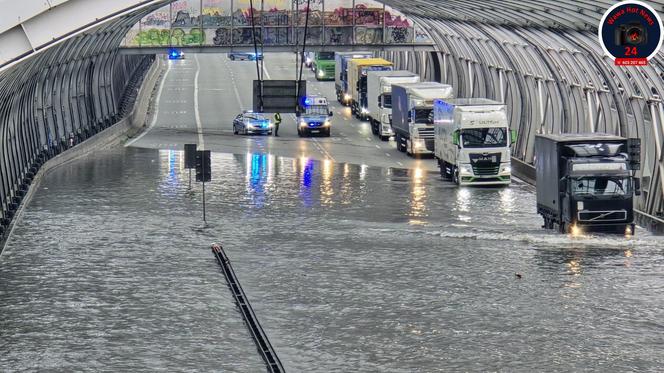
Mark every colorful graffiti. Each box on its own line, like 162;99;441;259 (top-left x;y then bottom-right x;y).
127;0;422;47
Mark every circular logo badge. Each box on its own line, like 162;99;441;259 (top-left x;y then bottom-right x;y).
598;1;663;66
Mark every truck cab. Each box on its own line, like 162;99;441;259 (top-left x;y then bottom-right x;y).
536;134;641;235
392;82;454;157
434;99;515;186
312;52;335;81
335;52;373;105
366;70;420;141
297;96;334;137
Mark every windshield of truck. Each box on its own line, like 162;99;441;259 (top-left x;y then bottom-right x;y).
305;105;329;116
317;52;335;60
413;109;433;124
461;128;507;148
382;94;392;109
572;177;631;198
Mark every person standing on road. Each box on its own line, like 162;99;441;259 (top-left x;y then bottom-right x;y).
274;112;282;137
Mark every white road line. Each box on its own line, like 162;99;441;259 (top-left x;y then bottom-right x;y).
194;54;205;150
386;153;391;157
397;161;404;166
375;145;381;149
126;61;172;147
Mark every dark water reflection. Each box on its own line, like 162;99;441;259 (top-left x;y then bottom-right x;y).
2;147;664;372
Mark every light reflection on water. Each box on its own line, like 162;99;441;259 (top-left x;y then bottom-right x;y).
2;147;664;372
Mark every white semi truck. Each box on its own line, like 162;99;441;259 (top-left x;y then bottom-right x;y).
366;70;420;141
391;82;454;156
433;98;516;186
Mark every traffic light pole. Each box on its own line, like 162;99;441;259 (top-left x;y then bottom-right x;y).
202;153;207;223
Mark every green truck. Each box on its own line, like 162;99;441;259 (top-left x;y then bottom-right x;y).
311;52;335;81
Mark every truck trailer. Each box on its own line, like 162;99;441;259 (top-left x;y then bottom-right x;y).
347;58;393;120
535;133;641;235
391;82;454;156
335;51;373;105
366;70;420;141
433;98;515;186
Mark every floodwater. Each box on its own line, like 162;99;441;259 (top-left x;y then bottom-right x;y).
2;147;664;372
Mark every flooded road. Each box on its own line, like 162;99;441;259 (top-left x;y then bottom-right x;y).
1;147;664;372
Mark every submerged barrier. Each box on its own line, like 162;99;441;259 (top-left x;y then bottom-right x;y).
211;244;284;373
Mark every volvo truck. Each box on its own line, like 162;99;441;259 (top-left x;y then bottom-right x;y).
366;70;420;141
433;98;515;186
391;82;454;156
347;58;393;120
535;133;641;235
335;51;373;105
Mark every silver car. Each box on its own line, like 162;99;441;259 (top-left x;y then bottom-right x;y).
233;111;273;135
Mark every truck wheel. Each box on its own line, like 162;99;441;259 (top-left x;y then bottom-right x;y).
453;167;460;185
233;125;238;135
396;134;404;152
371;121;378;135
380;135;388;142
230;55;235;61
558;222;567;234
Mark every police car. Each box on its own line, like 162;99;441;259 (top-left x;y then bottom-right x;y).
297;97;333;137
233;111;273;135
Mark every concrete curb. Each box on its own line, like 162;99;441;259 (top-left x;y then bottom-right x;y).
0;57;166;254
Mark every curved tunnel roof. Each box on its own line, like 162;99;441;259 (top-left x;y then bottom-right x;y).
381;0;664;30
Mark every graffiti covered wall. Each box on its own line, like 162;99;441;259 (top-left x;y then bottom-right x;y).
124;0;427;47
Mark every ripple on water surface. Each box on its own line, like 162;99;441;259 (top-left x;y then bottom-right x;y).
2;147;664;372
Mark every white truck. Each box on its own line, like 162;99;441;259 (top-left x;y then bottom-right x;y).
366;70;420;141
433;98;516;186
391;82;454;156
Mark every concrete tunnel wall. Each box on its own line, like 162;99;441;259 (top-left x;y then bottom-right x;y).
381;15;664;221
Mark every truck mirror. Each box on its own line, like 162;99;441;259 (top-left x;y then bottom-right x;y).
452;131;460;146
634;178;641;196
559;177;567;192
329;111;334;117
511;130;518;144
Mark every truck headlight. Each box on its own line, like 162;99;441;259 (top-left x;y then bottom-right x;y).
459;165;473;176
361;107;369;114
413;138;426;149
318;70;325;78
344;94;351;102
500;165;512;174
306;57;312;64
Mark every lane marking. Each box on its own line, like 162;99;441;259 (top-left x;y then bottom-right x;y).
375;145;381;149
386;152;391;157
126;60;172;147
194;54;205;149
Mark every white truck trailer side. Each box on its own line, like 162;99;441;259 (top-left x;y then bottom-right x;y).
366;70;420;141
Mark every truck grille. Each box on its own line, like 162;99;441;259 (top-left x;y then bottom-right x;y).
578;210;627;222
417;127;434;139
472;165;500;176
469;153;501;176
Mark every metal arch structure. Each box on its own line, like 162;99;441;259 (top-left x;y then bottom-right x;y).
0;0;173;71
381;1;664;222
0;1;171;235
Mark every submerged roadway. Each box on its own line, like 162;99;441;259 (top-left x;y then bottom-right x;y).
1;53;664;372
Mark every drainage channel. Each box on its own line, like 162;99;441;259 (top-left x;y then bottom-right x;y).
211;244;285;373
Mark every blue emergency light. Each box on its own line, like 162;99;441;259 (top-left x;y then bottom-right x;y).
168;49;183;60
